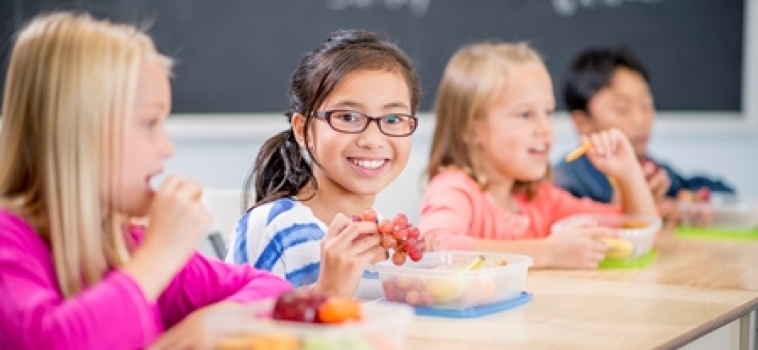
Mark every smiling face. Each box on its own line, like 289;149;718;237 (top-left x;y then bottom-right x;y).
293;69;413;198
574;66;655;158
107;58;175;217
470;62;555;183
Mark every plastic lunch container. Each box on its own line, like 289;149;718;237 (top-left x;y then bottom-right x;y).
374;251;533;310
678;197;758;232
210;299;415;350
551;214;662;260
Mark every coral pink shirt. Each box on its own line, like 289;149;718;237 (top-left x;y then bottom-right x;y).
419;169;621;250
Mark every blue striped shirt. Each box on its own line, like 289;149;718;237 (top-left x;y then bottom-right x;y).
224;198;383;300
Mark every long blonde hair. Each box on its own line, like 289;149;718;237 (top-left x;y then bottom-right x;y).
0;13;171;298
427;41;548;199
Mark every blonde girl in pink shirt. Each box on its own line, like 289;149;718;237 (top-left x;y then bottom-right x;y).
0;13;290;350
420;42;658;269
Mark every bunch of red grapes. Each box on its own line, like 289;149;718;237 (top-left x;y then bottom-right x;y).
352;209;426;265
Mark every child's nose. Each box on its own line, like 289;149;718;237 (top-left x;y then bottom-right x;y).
356;121;386;149
630;106;653;125
161;134;176;158
534;113;553;134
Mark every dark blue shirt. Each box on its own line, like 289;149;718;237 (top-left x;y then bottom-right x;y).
553;154;735;204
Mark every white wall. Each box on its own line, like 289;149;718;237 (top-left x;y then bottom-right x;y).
166;114;755;223
164;2;758;223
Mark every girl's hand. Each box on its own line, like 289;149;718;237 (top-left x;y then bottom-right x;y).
122;176;214;302
314;214;387;297
546;221;617;269
144;176;213;260
583;129;639;180
148;302;243;350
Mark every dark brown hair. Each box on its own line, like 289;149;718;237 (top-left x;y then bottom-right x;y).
242;29;421;210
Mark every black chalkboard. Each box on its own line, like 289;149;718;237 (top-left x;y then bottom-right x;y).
0;0;745;113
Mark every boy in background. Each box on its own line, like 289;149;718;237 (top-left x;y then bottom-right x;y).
553;47;735;226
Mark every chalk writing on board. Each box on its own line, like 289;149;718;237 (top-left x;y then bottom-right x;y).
553;0;665;17
326;0;432;17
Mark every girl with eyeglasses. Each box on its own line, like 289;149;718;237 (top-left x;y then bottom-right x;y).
225;29;423;299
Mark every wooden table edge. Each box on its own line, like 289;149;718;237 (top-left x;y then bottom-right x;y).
656;294;758;350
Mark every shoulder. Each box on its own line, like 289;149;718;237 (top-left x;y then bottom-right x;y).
426;168;481;194
239;198;302;230
239;198;324;239
0;209;46;255
529;182;573;203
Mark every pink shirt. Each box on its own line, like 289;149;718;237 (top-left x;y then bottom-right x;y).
0;210;292;350
420;169;621;250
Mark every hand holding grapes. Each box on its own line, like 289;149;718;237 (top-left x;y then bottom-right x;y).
313;213;385;297
352;209;427;265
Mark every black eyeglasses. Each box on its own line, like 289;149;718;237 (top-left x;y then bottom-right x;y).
312;110;418;137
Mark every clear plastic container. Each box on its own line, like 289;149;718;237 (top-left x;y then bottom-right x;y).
551;214;662;260
679;198;758;232
210;299;414;350
374;251;533;310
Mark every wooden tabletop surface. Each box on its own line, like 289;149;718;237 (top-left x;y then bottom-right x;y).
407;276;758;350
530;233;758;290
408;232;758;349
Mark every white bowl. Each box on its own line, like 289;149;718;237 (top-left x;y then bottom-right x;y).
551;214;662;260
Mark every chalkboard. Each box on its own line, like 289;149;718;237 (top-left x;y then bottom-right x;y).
0;0;745;113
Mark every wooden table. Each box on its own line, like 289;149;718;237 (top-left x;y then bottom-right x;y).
407;234;758;349
531;233;758;290
406;276;758;350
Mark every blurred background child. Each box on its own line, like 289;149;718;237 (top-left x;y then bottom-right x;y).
554;47;736;227
419;42;658;269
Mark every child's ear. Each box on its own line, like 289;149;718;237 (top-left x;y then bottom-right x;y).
462;120;483;144
570;110;595;135
291;113;308;148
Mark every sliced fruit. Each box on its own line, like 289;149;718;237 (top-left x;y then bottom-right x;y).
598;237;635;259
316;298;361;324
425;256;487;303
463;255;486;271
620;220;648;229
215;335;299;350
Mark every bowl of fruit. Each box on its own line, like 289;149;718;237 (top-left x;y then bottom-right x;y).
374;251;533;313
551;214;662;262
678;189;758;233
212;290;414;350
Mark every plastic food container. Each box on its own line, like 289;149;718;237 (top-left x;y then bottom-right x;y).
211;299;414;350
551;214;662;260
374;251;533;310
679;198;758;232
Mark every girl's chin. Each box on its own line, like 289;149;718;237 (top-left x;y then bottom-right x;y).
515;171;549;182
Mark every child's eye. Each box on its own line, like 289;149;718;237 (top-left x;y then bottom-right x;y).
142;118;159;128
545;109;555;117
384;114;403;124
334;111;362;123
517;111;531;119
